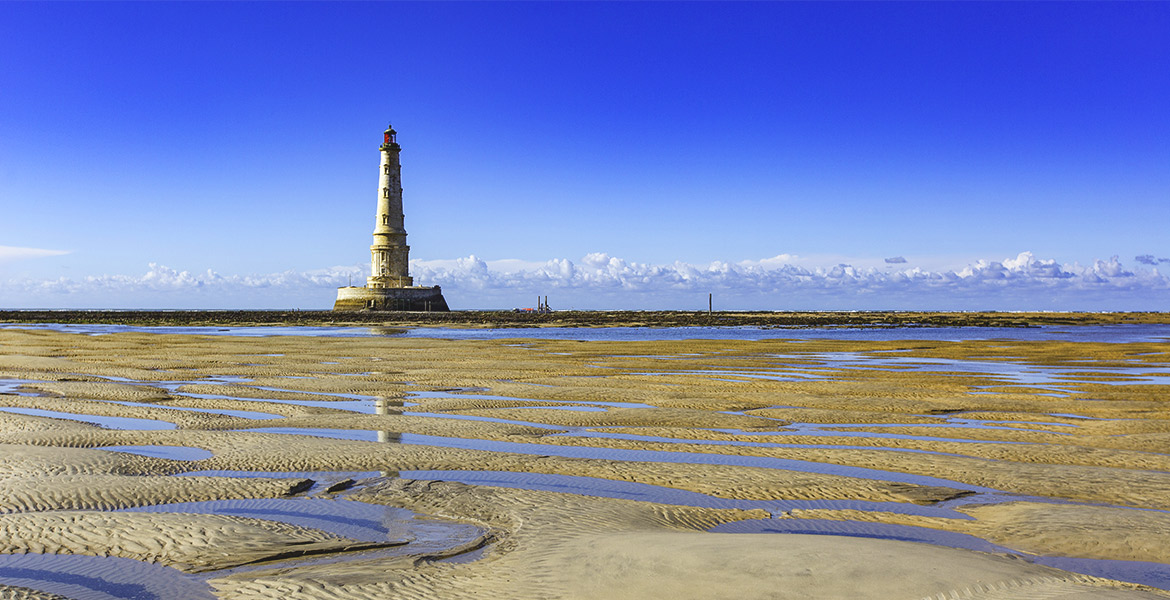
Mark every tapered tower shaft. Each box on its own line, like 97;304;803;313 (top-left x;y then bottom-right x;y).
368;124;413;288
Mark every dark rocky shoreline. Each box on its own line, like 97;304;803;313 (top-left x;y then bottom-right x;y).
0;310;1166;329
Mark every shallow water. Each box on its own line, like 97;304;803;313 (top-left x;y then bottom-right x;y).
1035;555;1170;591
0;406;175;430
507;405;607;412
5;322;1170;343
784;352;1170;388
710;517;1170;591
640;352;1170;394
708;422;1035;443
557;431;989;456
400;469;967;518
0;554;215;600
99;445;214;461
97;399;281;420
174;391;401;414
236;429;995;492
633;369;829;382
176;468;979;518
0;498;484;599
711;517;1008;553
0;379;44;396
119;497;482;548
408;389;656;409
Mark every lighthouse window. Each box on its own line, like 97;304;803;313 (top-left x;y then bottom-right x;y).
383;188;389;198
382;214;388;225
384;165;389;174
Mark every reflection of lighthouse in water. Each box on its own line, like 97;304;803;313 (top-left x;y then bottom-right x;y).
375;396;403;444
375;397;402;478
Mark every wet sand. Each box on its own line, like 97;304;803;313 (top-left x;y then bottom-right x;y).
1;328;1168;599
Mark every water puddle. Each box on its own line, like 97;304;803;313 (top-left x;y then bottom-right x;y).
555;431;986;456
710;518;1170;591
0;498;486;599
119;498;481;548
0;406;175;430
92;374;251;387
1034;555;1170;591
403;411;566;431
791;418;1073;435
507;405;608;412
241;427;402;443
234;429;994;492
96;399;280;420
0;554;215;600
711;423;1034;444
1046;413;1115;421
0;378;46;396
711;517;1008;553
776;352;1170;389
633;370;828;382
249;386;382;401
407;390;656;409
180;469;386;482
399;470;967;518
99;445;214;461
173;392;406;415
618;351;1170;395
176;468;970;520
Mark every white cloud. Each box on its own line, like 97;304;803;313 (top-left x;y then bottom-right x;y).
0;245;70;263
1;251;1167;310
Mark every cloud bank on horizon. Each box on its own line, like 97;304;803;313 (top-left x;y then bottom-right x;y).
2;251;1165;311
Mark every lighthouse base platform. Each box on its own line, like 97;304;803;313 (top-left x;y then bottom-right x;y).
333;286;449;312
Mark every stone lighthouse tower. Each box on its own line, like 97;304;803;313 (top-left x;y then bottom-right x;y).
368;125;412;289
334;124;449;311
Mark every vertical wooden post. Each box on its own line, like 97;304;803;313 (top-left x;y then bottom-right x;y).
709;293;712;315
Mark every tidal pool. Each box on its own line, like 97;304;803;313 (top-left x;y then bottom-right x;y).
0;554;215;600
0;406;175;430
119;497;483;548
236;429;994;492
99;445;214;461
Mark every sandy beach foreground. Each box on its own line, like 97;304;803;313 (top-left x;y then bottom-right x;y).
1;326;1168;599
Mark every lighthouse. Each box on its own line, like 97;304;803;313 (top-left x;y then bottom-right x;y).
368;124;412;289
334;125;449;311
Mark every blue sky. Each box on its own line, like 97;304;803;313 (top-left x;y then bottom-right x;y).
2;2;1167;310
